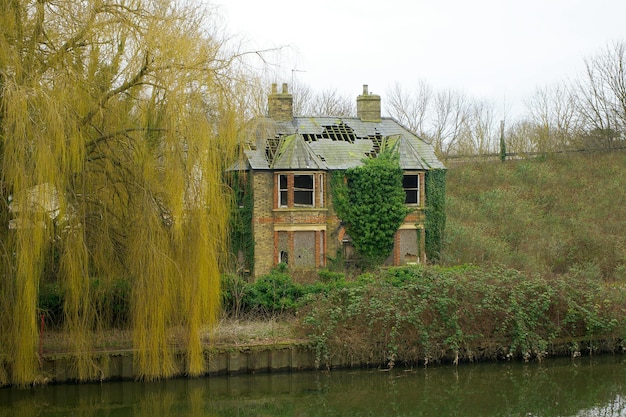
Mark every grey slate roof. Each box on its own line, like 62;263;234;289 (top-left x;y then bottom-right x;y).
272;134;326;170
241;116;445;171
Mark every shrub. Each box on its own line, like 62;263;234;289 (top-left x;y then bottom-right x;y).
297;265;625;368
38;282;64;328
317;269;345;285
244;268;304;316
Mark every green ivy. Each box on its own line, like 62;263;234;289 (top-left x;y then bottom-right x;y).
331;148;409;266
424;169;446;263
228;170;254;274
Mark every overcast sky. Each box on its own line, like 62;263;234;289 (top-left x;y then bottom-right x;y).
216;0;626;120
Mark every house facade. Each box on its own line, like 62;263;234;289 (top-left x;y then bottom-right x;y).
235;84;445;278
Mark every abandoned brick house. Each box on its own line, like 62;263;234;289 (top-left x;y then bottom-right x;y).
233;83;445;278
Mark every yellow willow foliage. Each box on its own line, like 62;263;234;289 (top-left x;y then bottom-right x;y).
1;0;246;385
1;83;59;387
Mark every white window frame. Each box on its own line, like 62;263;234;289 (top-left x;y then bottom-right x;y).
403;174;420;205
279;174;288;207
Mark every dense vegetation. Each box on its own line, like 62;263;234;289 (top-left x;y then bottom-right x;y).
298;264;625;368
331;149;409;266
36;152;626;372
223;151;626;368
0;0;249;386
442;151;626;277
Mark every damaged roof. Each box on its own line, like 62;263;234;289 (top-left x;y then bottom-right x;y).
240;116;445;171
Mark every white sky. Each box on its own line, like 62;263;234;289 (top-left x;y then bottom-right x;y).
215;0;626;120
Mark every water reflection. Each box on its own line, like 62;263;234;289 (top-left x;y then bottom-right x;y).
0;355;624;416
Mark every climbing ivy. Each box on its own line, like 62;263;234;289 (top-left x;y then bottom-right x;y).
424;169;447;262
228;171;254;274
331;149;409;267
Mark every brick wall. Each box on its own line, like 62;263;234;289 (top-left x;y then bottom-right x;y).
252;169;428;277
252;171;275;277
356;85;381;122
267;83;293;122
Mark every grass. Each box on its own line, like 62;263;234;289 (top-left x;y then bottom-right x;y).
40;317;304;355
442;151;626;277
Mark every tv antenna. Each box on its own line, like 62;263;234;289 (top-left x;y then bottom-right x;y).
291;68;306;85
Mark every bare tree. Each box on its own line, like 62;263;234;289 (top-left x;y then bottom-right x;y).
575;40;626;149
525;83;580;152
431;89;471;156
385;81;432;137
288;78;315;116
464;99;498;155
505;120;543;155
289;81;354;117
310;88;355;116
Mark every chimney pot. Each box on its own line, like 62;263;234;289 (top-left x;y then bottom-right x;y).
363;84;369;95
268;83;293;121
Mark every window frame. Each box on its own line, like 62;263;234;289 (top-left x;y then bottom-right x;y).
275;172;325;209
403;173;420;205
278;174;289;207
293;174;315;207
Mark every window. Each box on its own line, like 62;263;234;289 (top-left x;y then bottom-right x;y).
276;173;323;208
279;250;289;264
403;175;419;205
293;175;314;206
279;174;288;207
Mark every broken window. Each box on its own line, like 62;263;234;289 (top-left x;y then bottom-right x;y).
293;175;314;206
403;174;419;205
279;174;288;207
279;250;289;265
276;172;324;208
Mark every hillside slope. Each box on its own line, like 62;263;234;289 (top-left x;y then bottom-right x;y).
442;152;626;278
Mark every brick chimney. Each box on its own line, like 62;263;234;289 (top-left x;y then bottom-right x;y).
268;83;293;121
356;84;381;122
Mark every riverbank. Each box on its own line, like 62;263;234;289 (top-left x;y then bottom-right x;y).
6;263;625;387
40;318;303;354
30;318;304;385
16;315;617;386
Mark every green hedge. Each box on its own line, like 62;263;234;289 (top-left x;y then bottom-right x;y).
297;265;625;368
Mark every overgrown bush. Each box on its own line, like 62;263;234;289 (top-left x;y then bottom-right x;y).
331;148;409;267
220;267;349;318
244;268;304;315
297;265;625;369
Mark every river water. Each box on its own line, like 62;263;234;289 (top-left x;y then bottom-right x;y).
1;354;624;416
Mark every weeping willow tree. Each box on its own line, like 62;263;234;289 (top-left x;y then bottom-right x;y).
0;0;251;385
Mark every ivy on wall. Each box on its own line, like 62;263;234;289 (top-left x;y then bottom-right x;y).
424;169;447;263
331;149;409;266
228;171;254;274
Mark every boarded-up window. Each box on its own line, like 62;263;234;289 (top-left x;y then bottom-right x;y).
399;229;419;264
293;231;315;268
